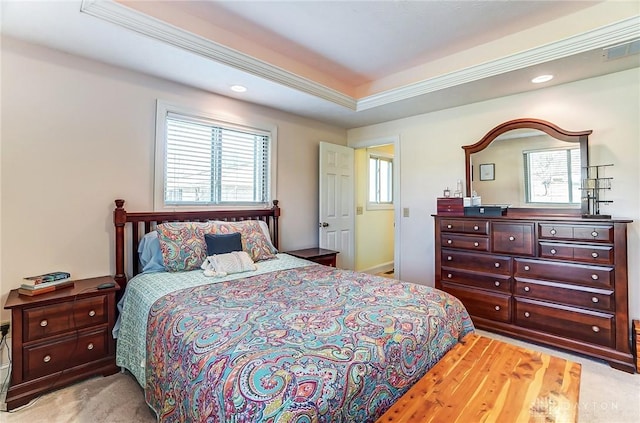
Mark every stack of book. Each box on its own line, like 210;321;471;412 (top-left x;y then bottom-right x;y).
19;271;74;296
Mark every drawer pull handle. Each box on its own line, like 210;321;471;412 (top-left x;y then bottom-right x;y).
524;286;530;292
550;229;557;235
592;326;600;333
550;249;557;255
89;310;96;317
43;355;51;363
447;273;452;279
447;256;452;261
591;231;598;237
473;225;479;231
87;343;94;350
447;224;452;229
524;265;530;271
494;281;500;287
524;312;530;318
494;305;501;311
591;274;599;280
592;297;599;303
474;242;479;247
494;263;500;268
509;236;515;241
591;252;599;258
447;239;452;244
40;320;48;327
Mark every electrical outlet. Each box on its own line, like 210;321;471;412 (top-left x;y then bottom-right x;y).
0;322;9;338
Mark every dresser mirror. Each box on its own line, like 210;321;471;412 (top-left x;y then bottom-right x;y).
463;118;591;214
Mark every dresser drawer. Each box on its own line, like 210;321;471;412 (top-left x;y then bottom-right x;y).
492;222;535;256
441;234;489;251
441;268;511;292
514;258;613;288
514;278;614;312
442;249;511;275
539;242;613;264
442;283;511;322
514;298;614;348
24;296;108;342
23;327;109;380
538;224;614;243
440;219;489;235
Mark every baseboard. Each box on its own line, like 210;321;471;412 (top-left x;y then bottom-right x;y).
360;261;394;275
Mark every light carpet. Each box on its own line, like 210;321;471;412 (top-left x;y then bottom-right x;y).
2;330;638;422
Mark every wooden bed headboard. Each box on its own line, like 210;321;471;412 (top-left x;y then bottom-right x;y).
113;199;280;291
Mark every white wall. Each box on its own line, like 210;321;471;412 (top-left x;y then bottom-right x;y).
348;68;640;321
0;37;347;321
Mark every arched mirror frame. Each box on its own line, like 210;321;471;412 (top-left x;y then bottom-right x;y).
463;118;592;216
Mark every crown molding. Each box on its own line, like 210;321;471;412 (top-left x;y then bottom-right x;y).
357;15;640;111
80;0;357;110
81;1;638;113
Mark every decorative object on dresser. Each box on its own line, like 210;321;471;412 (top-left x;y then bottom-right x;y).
582;164;613;219
3;276;120;410
437;197;464;216
285;247;339;267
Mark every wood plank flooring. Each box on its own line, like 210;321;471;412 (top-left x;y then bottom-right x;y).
376;333;581;423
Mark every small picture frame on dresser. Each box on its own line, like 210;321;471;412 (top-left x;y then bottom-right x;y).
479;163;495;181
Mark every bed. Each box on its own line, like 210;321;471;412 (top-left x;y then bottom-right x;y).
112;199;474;422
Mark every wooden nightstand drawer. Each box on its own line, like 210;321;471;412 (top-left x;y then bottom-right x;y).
23;327;109;380
24;296;108;342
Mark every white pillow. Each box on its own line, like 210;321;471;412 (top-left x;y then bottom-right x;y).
201;251;257;277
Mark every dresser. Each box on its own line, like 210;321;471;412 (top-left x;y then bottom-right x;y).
434;214;635;372
3;276;120;410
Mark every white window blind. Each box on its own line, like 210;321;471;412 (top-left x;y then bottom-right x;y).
164;112;271;206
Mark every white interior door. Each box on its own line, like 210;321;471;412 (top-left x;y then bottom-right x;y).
319;142;355;269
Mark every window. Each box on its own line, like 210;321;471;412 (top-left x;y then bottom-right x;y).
524;147;580;204
368;153;393;209
155;101;276;210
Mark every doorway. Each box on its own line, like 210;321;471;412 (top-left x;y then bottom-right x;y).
354;141;398;278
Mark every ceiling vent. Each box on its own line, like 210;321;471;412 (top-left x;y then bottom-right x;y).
602;39;640;61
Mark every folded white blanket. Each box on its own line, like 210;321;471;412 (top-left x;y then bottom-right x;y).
201;251;257;277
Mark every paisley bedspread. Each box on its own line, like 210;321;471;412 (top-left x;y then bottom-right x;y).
145;264;473;422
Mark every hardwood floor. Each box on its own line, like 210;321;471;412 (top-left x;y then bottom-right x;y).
376;333;581;423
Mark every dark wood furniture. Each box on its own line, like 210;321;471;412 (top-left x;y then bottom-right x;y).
463;118;591;215
286;247;338;267
434;214;634;372
113;199;280;291
376;333;581;423
634;320;640;373
3;276;120;410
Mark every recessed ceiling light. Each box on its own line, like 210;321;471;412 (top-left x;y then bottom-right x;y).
230;85;247;93
531;74;554;84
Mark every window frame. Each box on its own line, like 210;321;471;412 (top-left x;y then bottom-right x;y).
154;100;278;211
367;152;394;211
523;146;580;206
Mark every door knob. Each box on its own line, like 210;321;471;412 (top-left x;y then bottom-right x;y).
319;222;329;227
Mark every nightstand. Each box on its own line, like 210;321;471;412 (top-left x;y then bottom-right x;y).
286;248;339;267
3;276;120;410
